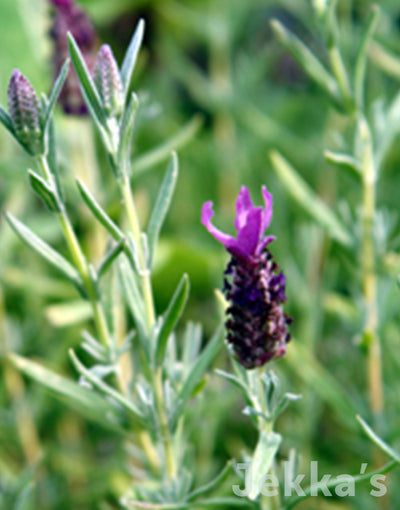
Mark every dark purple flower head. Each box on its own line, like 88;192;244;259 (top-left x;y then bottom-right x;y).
202;186;291;369
201;186;275;259
49;0;98;115
49;0;73;8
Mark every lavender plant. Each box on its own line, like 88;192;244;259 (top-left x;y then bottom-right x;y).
2;1;400;509
0;19;226;510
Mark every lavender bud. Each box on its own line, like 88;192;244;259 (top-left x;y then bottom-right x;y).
93;45;124;117
7;70;43;155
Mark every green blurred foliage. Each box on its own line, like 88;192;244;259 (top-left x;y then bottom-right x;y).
1;0;400;508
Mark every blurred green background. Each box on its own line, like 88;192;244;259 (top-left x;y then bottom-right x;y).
1;0;400;508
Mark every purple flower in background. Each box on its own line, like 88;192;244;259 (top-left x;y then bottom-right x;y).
202;186;292;369
49;0;98;115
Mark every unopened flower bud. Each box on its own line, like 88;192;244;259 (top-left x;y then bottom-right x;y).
93;45;124;117
7;70;43;155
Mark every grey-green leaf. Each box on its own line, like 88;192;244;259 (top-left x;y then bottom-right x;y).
121;19;145;103
69;350;144;421
67;33;108;130
147;153;178;266
9;354;123;431
324;150;361;179
42;59;69;136
118;92;139;177
5;213;83;293
172;323;224;425
248;430;282;500
155;274;189;365
131;115;202;176
118;255;147;350
28;169;61;212
270;151;353;246
188;462;232;501
357;416;400;463
98;238;126;279
76;178;123;240
270;19;340;104
0;104;16;135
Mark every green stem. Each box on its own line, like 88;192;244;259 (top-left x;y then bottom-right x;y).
359;120;384;419
36;155;112;351
119;171;176;481
154;367;176;479
329;45;353;109
119;173;155;331
252;369;281;510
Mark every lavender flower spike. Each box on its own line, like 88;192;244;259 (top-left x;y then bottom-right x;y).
202;186;292;369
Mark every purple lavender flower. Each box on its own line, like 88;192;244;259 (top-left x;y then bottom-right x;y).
202;186;292;369
49;0;98;115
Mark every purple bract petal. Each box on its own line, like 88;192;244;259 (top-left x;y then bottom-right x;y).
236;206;263;257
202;186;275;259
234;186;253;231
261;185;273;231
201;201;236;247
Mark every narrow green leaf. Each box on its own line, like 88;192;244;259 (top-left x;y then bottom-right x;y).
286;460;398;509
172;323;224;425
42;59;69;135
98;238;126;279
248;431;281;500
131;115;202;176
182;322;202;365
118;255;147;350
357;416;400;463
215;369;253;407
147;153;178;265
45;300;92;326
369;40;400;81
69;350;144;421
45;114;64;201
28;169;61;212
81;330;107;362
118;92;139;177
14;482;35;510
188;462;232;501
120;19;145;103
155;274;189;364
8;354;123;431
270;151;353;246
270;19;340;104
324;150;361;179
76;178;123;240
354;5;380;109
5;213;83;293
121;497;255;509
286;339;357;431
67;33;108;130
272;392;302;420
0;104;16;135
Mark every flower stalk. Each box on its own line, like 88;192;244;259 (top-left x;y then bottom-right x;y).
359;120;383;419
36;154;113;352
119;173;156;331
118;172;176;481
